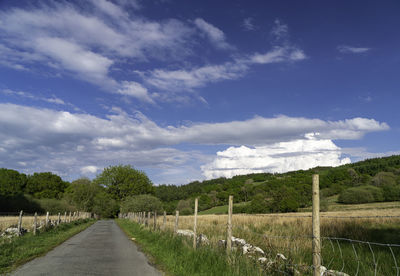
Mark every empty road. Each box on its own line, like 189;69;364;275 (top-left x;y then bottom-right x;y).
12;220;162;276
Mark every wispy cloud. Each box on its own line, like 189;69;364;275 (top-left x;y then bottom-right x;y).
0;4;306;105
0;1;193;102
194;18;233;50
337;45;371;54
242;17;255;31
1;89;70;107
271;19;289;41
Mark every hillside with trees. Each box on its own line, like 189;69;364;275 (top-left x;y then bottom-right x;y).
1;155;400;216
155;155;400;214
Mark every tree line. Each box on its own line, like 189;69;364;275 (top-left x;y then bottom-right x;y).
1;155;400;216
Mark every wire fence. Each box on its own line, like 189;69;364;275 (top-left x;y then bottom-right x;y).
121;212;400;275
0;211;92;234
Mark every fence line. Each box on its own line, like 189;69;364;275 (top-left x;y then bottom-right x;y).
120;174;400;276
0;210;93;235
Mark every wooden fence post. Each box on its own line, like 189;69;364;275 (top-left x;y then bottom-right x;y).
163;211;166;230
69;211;72;223
312;174;321;276
45;211;49;227
17;210;23;235
193;198;198;249
64;212;67;223
153;211;157;231
146;211;150;227
33;212;37;235
227;195;233;253
174;210;179;234
57;212;61;225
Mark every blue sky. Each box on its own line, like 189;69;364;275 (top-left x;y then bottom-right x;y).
0;0;399;184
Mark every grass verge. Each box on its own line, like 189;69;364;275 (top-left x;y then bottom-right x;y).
0;219;96;274
116;219;262;276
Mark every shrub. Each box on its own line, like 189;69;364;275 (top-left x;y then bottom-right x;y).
180;208;193;216
338;185;384;204
381;184;400;201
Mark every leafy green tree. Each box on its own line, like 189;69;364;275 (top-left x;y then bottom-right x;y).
176;199;193;214
25;172;68;199
370;172;397;187
64;178;100;211
338;185;384;204
94;165;154;200
0;168;27;197
248;194;270;213
92;191;119;218
270;186;300;212
120;194;163;213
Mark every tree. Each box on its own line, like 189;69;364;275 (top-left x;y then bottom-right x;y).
120;195;163;213
92;191;119;218
94;165;154;200
64;178;100;211
0;168;27;197
25;172;68;199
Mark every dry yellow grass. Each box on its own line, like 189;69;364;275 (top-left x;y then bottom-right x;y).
145;207;400;267
0;212;90;232
0;215;60;232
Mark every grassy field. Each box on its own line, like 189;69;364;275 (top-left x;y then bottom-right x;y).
116;219;262;276
0;219;95;274
1;215;63;232
149;206;400;275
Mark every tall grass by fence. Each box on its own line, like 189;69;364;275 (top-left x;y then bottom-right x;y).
120;174;400;276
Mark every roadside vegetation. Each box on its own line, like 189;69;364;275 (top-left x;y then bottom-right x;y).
0;219;95;274
116;219;262;276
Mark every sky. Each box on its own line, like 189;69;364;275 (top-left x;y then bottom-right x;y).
0;0;399;185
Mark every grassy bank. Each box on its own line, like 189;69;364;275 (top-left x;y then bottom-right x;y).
116;219;262;276
0;219;95;274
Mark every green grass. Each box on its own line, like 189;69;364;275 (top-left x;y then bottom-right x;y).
199;202;248;215
116;219;263;276
0;219;95;274
199;205;229;215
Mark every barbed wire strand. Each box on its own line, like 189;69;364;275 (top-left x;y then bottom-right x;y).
367;241;378;276
389;245;399;276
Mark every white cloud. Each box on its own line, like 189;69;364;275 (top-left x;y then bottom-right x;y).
202;134;351;179
271;19;289;41
143;19;306;95
0;103;390;182
145;61;248;92
242;17;255;31
0;2;193;102
249;46;306;64
117;81;154;103
35;37;115;86
44;97;66;105
80;165;99;174
0;5;307;104
194;18;232;49
337;45;371;54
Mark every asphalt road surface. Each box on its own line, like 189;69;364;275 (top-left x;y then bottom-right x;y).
12;220;162;276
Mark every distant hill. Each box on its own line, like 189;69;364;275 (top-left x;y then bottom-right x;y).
155;155;400;214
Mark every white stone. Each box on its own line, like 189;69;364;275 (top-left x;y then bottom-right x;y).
277;253;287;260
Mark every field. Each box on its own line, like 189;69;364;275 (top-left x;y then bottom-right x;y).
153;206;400;275
0;212;90;233
0;215;61;232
